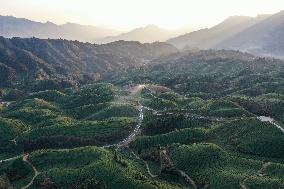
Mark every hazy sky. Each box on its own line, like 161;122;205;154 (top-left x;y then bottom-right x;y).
1;0;284;30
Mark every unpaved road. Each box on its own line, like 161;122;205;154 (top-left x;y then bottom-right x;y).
240;161;272;188
258;116;284;133
160;150;197;189
240;178;249;189
103;104;144;149
116;104;144;148
130;84;145;96
0;127;31;163
131;151;158;178
21;154;39;189
257;162;272;177
0;155;21;163
103;85;146;149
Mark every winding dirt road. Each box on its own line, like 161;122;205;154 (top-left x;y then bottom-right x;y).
0;155;21;163
21;154;39;189
130;84;146;96
103;85;146;149
131;151;158;178
257;162;271;177
240;178;249;189
160;150;197;189
240;161;273;188
258;116;284;133
4;84;281;189
0;126;32;163
103;103;144;149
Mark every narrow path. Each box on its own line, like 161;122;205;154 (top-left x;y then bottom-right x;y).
160;150;197;189
103;104;144;149
143;106;158;115
130;84;146;96
0;126;32;162
240;161;272;189
9;125;31;146
116;104;144;148
257;162;271;177
9;138;18;146
131;151;158;178
21;154;39;189
0;155;21;163
178;169;198;189
240;178;249;189
102;85;146;149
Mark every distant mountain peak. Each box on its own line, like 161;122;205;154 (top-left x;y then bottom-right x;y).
167;13;270;50
144;24;161;29
167;10;284;59
95;24;183;44
45;21;56;25
0;15;121;42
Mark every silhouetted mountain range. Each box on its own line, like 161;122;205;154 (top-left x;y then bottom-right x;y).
167;15;270;49
215;11;284;59
3;12;284;59
0;16;187;44
0;15;120;42
167;11;284;59
96;25;183;43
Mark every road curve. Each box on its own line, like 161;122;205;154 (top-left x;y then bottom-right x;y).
21;154;39;189
258;116;284;133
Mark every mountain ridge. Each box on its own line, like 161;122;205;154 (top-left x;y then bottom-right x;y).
95;25;184;44
0;37;178;88
214;10;284;58
167;11;284;59
0;15;121;42
167;14;270;49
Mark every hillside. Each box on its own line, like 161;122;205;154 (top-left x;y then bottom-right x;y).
0;42;284;189
113;49;284;97
215;11;284;59
167;11;284;59
1;71;284;188
167;15;269;49
0;15;120;42
0;37;178;89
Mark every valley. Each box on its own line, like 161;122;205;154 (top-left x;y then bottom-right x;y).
1;1;284;188
1;50;284;188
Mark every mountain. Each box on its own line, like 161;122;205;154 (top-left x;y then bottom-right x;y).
0;15;120;42
168;11;284;59
117;49;284;96
167;15;270;49
215;11;284;59
96;25;183;43
1;49;284;189
0;37;178;88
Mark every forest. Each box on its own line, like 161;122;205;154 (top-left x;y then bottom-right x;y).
0;41;284;189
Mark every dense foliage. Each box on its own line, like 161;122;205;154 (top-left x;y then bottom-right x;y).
1;48;284;189
0;37;177;89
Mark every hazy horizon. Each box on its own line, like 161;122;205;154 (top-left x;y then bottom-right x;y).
1;0;284;31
